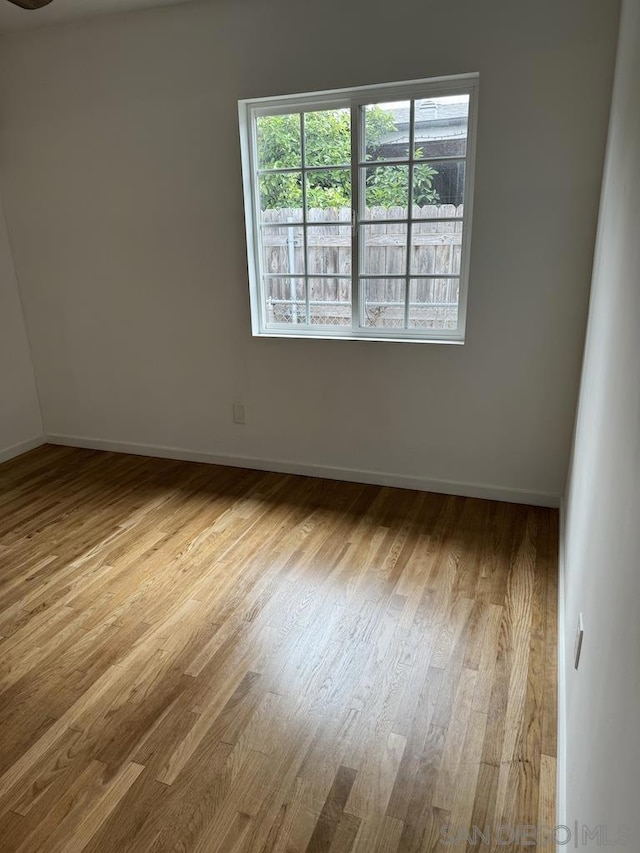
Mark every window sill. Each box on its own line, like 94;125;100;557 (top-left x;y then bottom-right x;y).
252;330;465;345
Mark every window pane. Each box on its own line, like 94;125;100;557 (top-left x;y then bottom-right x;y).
304;109;351;167
261;225;305;275
361;223;407;276
414;160;465;209
259;173;303;219
361;278;406;328
309;278;352;326
414;95;469;160
264;277;306;325
256;113;301;170
364;101;410;161
408;278;459;330
409;220;462;276
364;165;409;211
306;169;351;219
307;225;351;275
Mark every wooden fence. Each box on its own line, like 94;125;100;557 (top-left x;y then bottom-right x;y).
261;205;463;328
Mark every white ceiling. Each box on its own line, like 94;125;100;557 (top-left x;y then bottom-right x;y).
0;0;196;32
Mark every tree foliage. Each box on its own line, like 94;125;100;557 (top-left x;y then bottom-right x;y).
257;109;439;210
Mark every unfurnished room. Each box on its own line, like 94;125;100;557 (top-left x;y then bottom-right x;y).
0;0;638;850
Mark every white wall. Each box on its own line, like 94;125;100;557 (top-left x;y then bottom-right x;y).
0;0;620;504
0;190;42;460
561;0;640;845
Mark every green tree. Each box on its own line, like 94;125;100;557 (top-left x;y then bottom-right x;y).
257;109;439;209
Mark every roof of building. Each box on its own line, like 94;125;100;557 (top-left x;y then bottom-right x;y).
379;99;469;147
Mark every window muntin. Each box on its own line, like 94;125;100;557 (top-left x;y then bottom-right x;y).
240;75;478;342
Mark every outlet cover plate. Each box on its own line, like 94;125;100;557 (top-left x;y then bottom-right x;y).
574;612;584;670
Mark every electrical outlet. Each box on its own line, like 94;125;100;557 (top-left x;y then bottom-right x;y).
574;612;584;670
233;402;246;425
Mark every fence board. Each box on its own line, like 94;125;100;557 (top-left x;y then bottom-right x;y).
261;205;463;327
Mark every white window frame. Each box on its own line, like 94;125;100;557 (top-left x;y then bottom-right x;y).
239;73;479;344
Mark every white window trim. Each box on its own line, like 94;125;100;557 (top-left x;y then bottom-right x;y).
239;73;479;344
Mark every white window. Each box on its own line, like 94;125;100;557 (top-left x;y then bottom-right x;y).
239;74;478;343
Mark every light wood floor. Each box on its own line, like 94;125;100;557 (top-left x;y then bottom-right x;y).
0;445;557;852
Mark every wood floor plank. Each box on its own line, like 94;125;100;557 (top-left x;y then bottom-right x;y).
306;765;358;853
0;446;558;852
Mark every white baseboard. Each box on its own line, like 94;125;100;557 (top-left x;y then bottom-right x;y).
0;435;45;464
43;433;561;508
556;498;567;848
